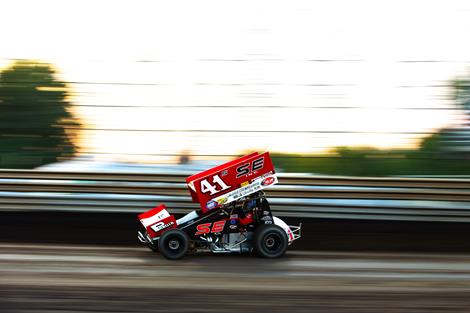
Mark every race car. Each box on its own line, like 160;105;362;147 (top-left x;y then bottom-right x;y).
137;152;301;259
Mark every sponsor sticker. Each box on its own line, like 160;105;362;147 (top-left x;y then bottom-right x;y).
261;176;276;186
217;197;228;205
150;221;174;233
206;200;218;210
210;174;277;208
195;221;226;235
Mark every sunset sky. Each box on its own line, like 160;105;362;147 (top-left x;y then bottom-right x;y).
1;0;470;162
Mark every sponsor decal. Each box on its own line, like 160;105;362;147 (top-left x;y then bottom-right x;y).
264;221;273;224
263;210;270;216
218;197;228;205
206;174;277;210
261;216;272;221
211;220;226;233
195;223;211;236
229;225;238;230
261;176;276;186
211;174;277;206
230;214;238;219
206;200;218;210
259;171;274;179
150;221;174;233
195;220;226;236
155;211;169;220
230;219;237;225
236;156;265;178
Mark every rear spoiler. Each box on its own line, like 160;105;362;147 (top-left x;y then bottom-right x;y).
185;152;277;213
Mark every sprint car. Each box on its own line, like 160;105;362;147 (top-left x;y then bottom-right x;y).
137;152;301;259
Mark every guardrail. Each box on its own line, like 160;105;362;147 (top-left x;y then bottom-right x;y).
1;170;470;222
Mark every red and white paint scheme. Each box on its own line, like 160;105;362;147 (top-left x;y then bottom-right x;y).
137;152;301;259
186;152;278;213
138;204;176;238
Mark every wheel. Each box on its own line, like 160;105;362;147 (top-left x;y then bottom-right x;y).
158;229;189;260
253;224;288;258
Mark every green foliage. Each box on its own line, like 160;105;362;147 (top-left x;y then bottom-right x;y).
272;74;470;177
0;61;80;168
453;78;470;111
271;134;470;176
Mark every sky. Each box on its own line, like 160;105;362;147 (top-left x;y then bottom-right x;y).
1;0;470;162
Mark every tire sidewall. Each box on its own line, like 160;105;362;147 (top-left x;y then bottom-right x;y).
158;229;189;260
254;224;288;258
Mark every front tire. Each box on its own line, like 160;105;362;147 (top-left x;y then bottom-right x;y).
253;225;288;258
158;229;189;260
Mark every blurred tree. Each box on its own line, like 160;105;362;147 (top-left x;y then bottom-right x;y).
418;131;445;155
453;78;470;113
447;77;470;154
0;61;80;168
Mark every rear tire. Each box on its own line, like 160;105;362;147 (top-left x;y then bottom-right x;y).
253;225;288;258
158;229;189;260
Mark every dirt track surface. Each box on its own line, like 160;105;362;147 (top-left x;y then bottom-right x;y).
2;243;470;312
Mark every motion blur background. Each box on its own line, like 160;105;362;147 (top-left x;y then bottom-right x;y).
3;1;470;312
2;0;470;175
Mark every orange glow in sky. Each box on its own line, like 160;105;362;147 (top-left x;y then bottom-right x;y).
1;0;470;162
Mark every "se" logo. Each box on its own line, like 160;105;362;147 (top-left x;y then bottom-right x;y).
195;220;226;235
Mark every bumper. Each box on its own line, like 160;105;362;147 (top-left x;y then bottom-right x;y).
138;231;158;244
137;231;147;243
288;223;302;242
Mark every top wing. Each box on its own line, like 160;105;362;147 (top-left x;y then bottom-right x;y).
186;152;277;213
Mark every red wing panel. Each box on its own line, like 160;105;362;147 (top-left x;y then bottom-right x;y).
186;152;259;183
185;152;259;204
186;152;277;213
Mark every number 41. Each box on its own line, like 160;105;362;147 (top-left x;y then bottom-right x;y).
200;175;231;195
